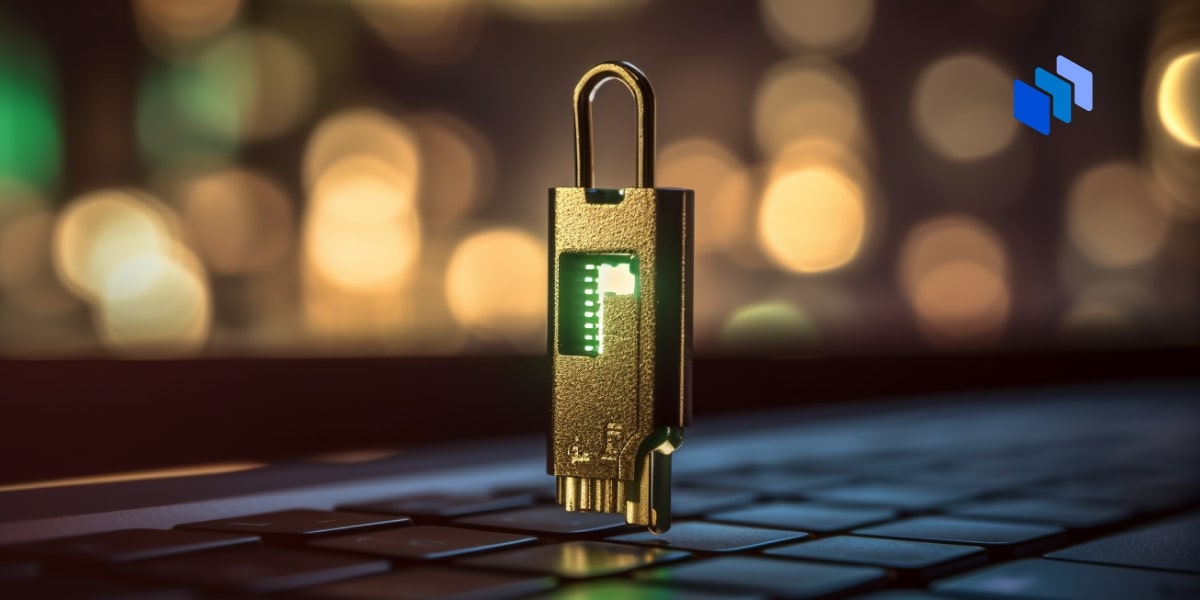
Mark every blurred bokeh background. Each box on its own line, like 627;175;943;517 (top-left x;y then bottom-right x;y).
0;0;1196;358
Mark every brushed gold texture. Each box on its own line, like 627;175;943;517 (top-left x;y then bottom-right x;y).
551;187;683;480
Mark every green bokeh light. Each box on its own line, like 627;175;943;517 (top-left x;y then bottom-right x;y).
0;17;60;195
721;300;818;354
136;33;249;168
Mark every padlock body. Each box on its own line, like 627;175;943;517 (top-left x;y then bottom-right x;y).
548;186;693;483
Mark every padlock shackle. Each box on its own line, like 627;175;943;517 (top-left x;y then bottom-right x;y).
574;60;656;189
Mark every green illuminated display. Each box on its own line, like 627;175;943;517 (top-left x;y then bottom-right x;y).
558;253;638;357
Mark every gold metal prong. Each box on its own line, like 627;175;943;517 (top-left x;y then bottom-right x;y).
557;475;624;513
624;427;681;533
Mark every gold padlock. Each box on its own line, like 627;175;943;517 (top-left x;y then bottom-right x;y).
548;60;693;534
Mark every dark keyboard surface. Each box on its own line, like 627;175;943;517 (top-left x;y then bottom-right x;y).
3;387;1199;599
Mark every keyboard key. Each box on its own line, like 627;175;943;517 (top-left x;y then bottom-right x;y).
180;509;409;538
457;541;688;578
608;522;806;553
672;486;759;518
0;576;193;600
709;502;895;533
136;546;388;594
891;461;1055;490
947;496;1134;529
310;526;534;560
1046;509;1200;574
454;505;627;535
855;516;1064;557
831;455;947;477
684;470;854;497
1029;478;1199;512
933;557;1200;599
540;580;764;599
3;529;258;563
341;493;536;518
297;566;554;599
636;556;884;599
765;536;985;581
495;478;558;502
802;482;985;511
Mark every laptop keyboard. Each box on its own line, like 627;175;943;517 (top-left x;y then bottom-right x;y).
3;390;1200;599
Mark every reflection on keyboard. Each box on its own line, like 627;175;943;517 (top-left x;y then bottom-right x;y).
3;393;1200;599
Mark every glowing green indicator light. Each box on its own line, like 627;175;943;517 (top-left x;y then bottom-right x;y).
558;253;638;356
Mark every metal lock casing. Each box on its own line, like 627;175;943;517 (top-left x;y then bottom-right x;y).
549;61;693;532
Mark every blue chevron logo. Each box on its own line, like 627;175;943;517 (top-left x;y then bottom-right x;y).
1013;55;1093;135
